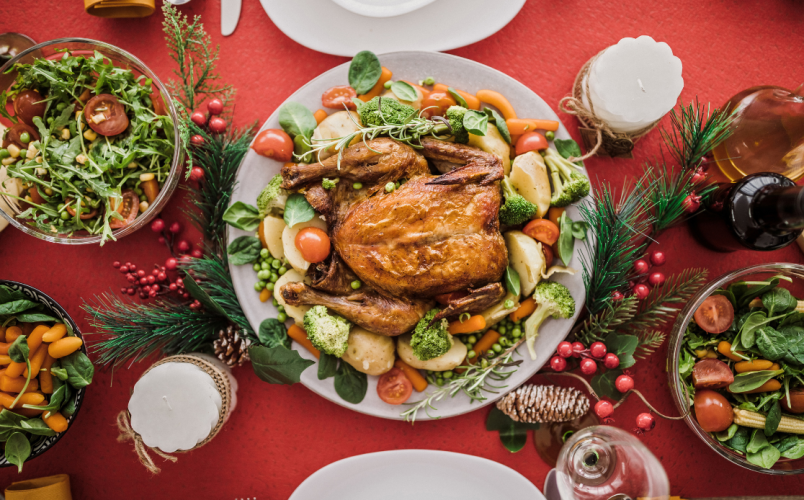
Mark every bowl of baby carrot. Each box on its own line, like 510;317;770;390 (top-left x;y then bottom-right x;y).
0;280;93;472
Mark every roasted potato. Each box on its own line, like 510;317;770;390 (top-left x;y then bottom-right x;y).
504;230;546;296
311;110;362;160
468;124;511;175
397;334;467;372
340;327;396;376
283;216;327;272
509;151;551;218
480;291;520;328
260;215;286;260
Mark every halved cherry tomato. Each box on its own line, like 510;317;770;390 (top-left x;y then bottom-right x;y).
295;227;331;263
420;92;457;118
152;91;166;116
515;131;549;155
692;359;734;389
2;123;40;149
29;187;45;205
434;291;470;306
523;219;560;245
542;243;554;264
85;94;129;136
108;190;139;228
782;387;804;414
694;295;734;334
13;90;47;126
65;199;99;220
252;129;294;162
693;389;733;432
377;367;413;405
322;85;357;110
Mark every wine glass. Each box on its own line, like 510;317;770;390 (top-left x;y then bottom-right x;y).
555;426;669;500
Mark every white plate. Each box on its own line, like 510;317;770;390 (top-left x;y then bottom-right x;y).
228;51;586;421
260;0;526;57
289;450;545;500
330;0;438;18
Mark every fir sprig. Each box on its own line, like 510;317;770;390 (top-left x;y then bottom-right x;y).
643;162;713;233
661;99;734;171
634;330;667;360
628;268;709;330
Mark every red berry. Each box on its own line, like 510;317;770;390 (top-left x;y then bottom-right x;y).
126;274;137;283
603;353;620;369
157;272;167;282
165;257;178;270
682;193;702;213
142;285;151;293
550;356;567;372
636;412;656;432
633;284;650;299
151;268;160;276
580;358;597;375
182;293;190;299
126;287;136;295
176;278;184;288
690;167;706;184
189;167;204;182
112;261;121;269
169;221;182;234
125;262;132;267
129;264;137;272
556;341;573;358
137;269;146;278
611;290;624;301
615;374;635;393
177;240;191;253
633;259;649;274
649;250;666;267
158;236;166;244
571;342;585;358
139;277;148;285
190;111;207;127
208;116;227;134
169;283;178;291
190;134;205;147
119;265;129;274
648;272;666;286
152;284;160;293
594;400;614;419
120;287;127;294
150;219;165;233
191;249;203;258
147;275;156;285
207;98;224;116
149;290;158;298
589;342;607;359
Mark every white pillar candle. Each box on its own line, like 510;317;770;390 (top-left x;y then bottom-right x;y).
582;36;683;133
128;354;238;454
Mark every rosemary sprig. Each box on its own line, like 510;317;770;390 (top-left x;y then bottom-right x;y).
661;99;734;171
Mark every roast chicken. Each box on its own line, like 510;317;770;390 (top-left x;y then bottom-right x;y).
279;137;508;336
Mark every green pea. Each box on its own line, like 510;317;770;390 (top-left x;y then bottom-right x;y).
443;371;453;379
253;263;261;272
270;273;279;283
385;182;395;193
423;76;435;86
0;149;8;159
278;266;287;275
57;203;65;210
60;211;69;220
383;80;393;89
277;312;287;322
487;350;496;358
261;262;270;270
272;298;279;306
351;280;362;290
19;132;30;144
497;326;507;335
499;338;509;347
545;131;555;141
271;259;280;269
492;343;502;352
266;282;275;291
47;117;54;125
256;270;267;280
56;102;66;111
254;282;265;291
512;328;522;337
481;359;489;368
139;195;147;202
394;181;400;189
277;305;285;313
468;335;477;344
467;350;476;359
353;182;363;190
260;248;269;258
134;188;143;195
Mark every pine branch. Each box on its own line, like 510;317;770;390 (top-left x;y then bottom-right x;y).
575;296;638;345
643;161;717;233
626;268;709;331
634;330;667;360
661;99;734;172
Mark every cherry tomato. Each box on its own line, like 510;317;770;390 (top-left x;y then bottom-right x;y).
295;227;331;263
693;389;733;432
65;198;99;220
523;219;560;245
781;387;804;414
252;129;294;162
515;131;549;155
152;91;167;116
13;90;47;126
434;291;469;306
542;243;554;264
108;190;140;228
28;186;45;205
692;359;734;389
2;123;40;149
377;367;413;405
420;92;457;118
84;94;130;136
694;294;734;334
322;85;357;110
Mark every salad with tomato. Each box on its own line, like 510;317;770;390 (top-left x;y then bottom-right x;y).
0;50;175;244
678;276;804;469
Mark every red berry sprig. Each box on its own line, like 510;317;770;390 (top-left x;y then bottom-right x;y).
112;261;189;301
635;412;656;434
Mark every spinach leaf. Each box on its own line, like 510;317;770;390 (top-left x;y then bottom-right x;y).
4;432;30;472
19;418;57;436
390;81;418;102
222;201;261;231
739;311;768;348
715;423;739;442
504;266;521;298
483;107;511;145
0;299;39;316
8;335;29;363
278;102;318;139
486;406;539;453
227;236;263;266
50;367;69;381
780;312;804;328
779;325;804;365
334;362;367;404
0;286;26;303
61;393;77;418
729;369;784;393
571;221;589;240
738;276;788;308
61;351;94;389
762;287;797;316
448;88;468;108
755;326;788;361
726;425;751;453
781;438;804;459
463;110;488;136
747;429;767;453
249;345;314;385
293;134;314;162
348;51;382;95
557;211;575;266
25;379;66;413
181;275;229;319
15;311;59;322
591;369;622;399
318;352;339;380
258;318;291;349
283;193;316;228
765;400;782;436
746;430;781;469
0;410;25;440
604;332;638;369
554;139;584;166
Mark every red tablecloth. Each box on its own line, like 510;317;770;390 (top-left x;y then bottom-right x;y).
1;1;804;498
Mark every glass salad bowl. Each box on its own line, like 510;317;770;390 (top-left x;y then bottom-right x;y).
0;38;183;245
667;262;804;475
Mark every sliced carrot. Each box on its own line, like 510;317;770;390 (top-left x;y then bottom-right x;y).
287;324;320;359
509;297;536;322
5;326;22;343
394;359;428;392
358;66;393;102
42;411;69;433
0;376;38;394
401;80;431;100
23;344;48;378
432;84;480;110
313;109;328;125
42;324;68;343
506;118;560;135
476;89;517;120
466;330;501;364
448;315;486;335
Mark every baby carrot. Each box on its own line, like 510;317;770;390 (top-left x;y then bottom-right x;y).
467;330;501;364
0;376;39;394
432;84;481;110
11;407;44;418
509;297;536;322
547;207;565;228
0;391;45;409
259;288;272;303
42;411;69;433
48;337;83;359
5;326;22;343
39;353;56;394
0;343;10;355
313;109;328;125
0;355;10;366
394;359;428;392
27;324;50;354
5;361;25;378
23;344;48;378
448;315;486;335
506;118;560;135
287;324;320;359
42;324;68;343
745;379;782;394
476;89;517;120
735;359;775;373
358;66;393;102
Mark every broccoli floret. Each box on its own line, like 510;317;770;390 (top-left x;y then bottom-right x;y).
499;177;537;226
445;106;469;144
358;96;417;127
303;305;352;357
543;148;591;207
410;308;453;361
322;177;339;190
257;174;288;217
523;281;576;360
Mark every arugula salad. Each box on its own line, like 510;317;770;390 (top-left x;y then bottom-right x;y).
0;50;175;244
678;275;804;469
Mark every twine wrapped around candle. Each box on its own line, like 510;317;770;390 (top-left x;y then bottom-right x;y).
558;50;662;161
116;354;233;474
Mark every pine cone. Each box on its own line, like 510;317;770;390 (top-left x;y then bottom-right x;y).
497;384;589;423
213;325;251;367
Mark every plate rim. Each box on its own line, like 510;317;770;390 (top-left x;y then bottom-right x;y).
329;0;439;18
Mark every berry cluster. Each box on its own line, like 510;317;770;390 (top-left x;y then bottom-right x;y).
112;261;195;305
612;249;668;301
150;219;202;263
549;341;620;375
187;98;227;182
682;166;707;214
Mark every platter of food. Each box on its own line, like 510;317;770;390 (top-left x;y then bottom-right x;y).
228;50;589;420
